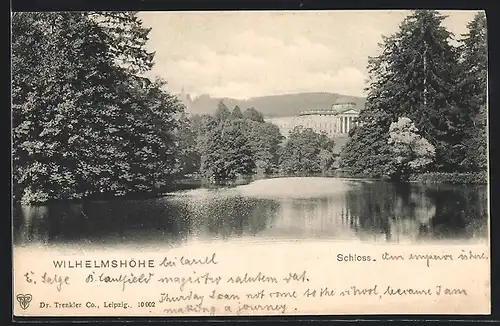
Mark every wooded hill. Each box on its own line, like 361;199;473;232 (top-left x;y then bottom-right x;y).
184;92;366;117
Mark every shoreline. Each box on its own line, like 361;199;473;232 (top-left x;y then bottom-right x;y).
13;172;487;206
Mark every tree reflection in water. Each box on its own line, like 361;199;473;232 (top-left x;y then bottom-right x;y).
199;195;279;239
13;179;488;246
345;182;488;242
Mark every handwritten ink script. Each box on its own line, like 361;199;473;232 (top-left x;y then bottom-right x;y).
13;245;491;316
380;249;489;267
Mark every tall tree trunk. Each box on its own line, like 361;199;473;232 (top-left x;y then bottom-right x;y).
422;24;428;107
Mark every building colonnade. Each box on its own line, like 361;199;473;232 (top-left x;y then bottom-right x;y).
338;115;356;134
265;104;360;138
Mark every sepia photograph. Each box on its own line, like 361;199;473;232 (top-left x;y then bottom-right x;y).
12;9;489;317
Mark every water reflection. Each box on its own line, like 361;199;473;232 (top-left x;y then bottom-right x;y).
12;178;488;246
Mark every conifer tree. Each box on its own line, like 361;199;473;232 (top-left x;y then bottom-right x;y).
231;106;244;119
457;12;488;171
340;10;468;176
214;101;231;121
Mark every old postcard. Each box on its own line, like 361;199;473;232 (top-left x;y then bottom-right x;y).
12;10;490;317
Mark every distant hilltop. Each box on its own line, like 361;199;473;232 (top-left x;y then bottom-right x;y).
177;92;366;117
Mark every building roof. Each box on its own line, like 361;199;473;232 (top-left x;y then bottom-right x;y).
298;102;358;116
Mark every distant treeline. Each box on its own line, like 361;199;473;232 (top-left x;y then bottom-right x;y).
182;92;366;117
176;102;338;184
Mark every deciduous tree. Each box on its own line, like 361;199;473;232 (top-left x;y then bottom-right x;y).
12;12;183;203
387;117;436;180
198;120;255;182
279;127;335;175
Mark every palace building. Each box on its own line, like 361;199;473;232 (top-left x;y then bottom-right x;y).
266;102;360;138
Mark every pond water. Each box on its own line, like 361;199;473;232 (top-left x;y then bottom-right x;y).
12;177;489;247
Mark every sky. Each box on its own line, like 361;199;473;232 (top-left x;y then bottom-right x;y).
139;10;482;99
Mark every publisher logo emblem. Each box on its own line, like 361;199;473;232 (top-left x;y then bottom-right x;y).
16;294;32;310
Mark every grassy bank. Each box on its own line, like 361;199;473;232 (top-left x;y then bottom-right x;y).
15;171;487;206
408;172;488;184
330;170;488;184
